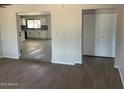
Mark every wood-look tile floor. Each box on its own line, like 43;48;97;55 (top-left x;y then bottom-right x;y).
0;56;123;89
21;39;51;62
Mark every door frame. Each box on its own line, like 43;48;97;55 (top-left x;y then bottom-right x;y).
16;12;52;62
82;8;118;62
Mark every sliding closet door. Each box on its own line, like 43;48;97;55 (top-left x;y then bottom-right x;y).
98;14;116;57
83;14;98;56
0;24;2;57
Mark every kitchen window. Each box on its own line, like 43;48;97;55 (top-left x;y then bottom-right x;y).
27;19;41;29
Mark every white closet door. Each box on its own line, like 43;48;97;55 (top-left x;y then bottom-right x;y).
0;26;2;57
98;14;116;57
83;14;98;56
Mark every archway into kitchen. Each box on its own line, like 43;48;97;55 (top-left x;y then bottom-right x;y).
16;12;52;62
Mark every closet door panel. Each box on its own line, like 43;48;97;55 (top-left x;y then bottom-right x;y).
105;14;116;57
98;14;108;57
98;14;116;57
95;14;100;56
109;14;116;57
83;14;97;56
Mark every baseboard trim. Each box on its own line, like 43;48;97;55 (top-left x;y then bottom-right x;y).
2;56;19;59
74;61;82;64
114;65;119;69
114;65;124;88
52;61;75;65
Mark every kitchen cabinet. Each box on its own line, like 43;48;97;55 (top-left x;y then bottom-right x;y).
27;30;48;39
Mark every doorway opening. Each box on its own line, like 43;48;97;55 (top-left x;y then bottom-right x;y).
82;8;117;63
16;12;52;62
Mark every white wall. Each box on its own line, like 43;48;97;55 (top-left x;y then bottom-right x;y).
0;19;2;58
114;5;124;87
0;4;119;65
